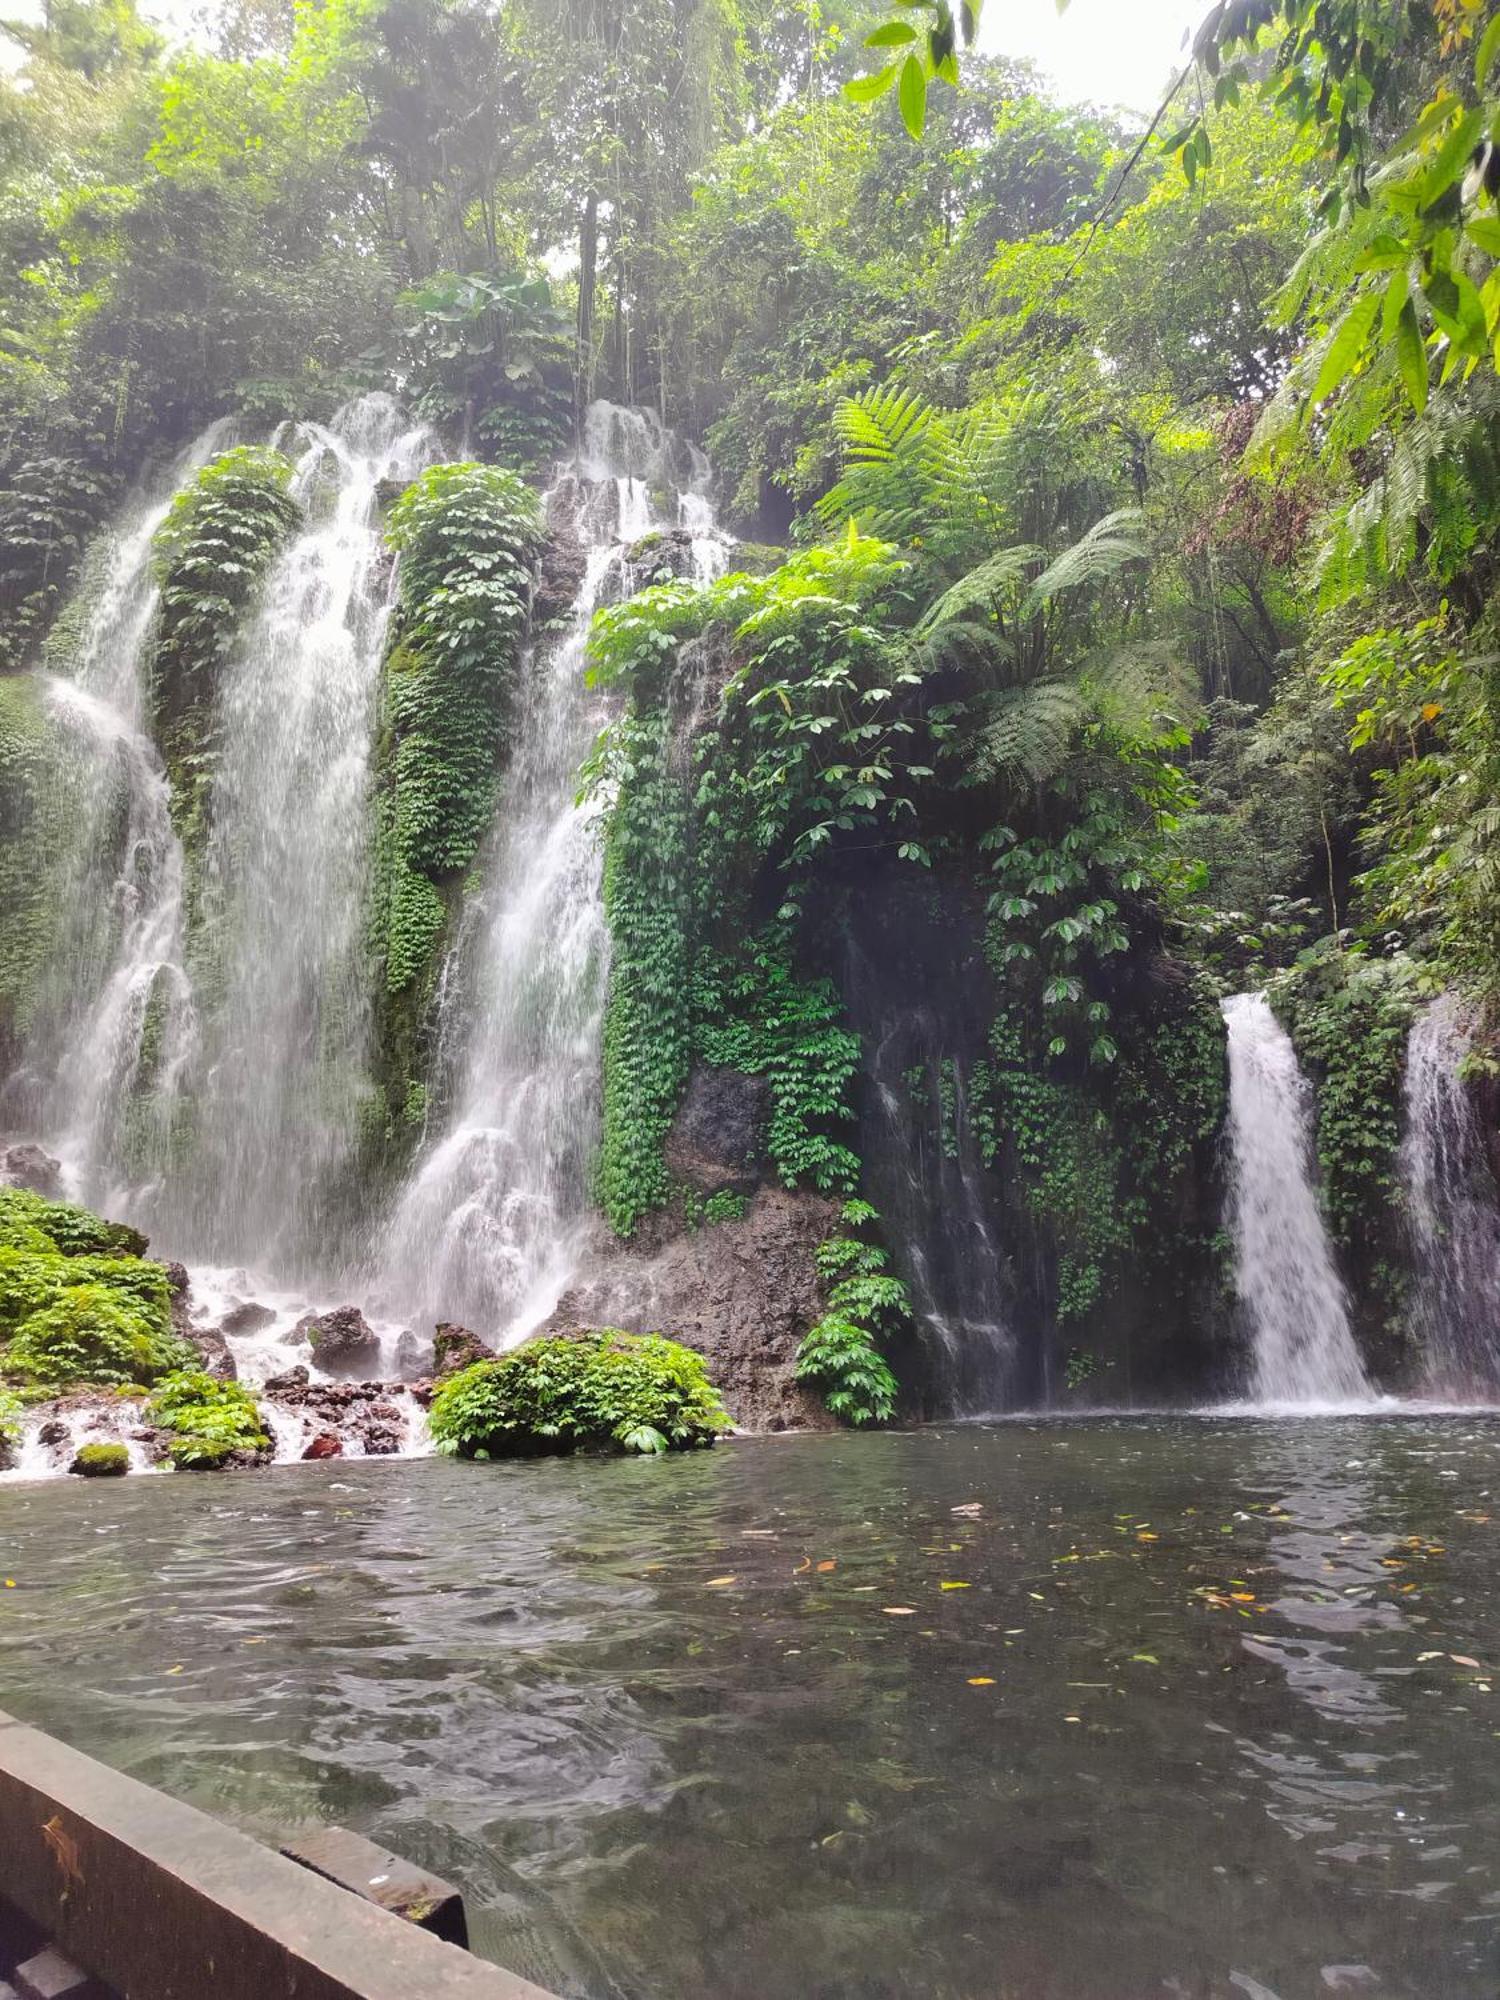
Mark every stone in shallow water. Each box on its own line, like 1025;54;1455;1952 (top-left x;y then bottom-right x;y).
307;1306;380;1378
219;1300;275;1338
301;1431;342;1461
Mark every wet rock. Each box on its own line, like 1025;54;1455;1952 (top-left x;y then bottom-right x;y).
162;1260;190;1297
535;502;589;626
188;1325;238;1381
433;1323;493;1376
307;1305;380;1378
623;526;699;588
37;1419;69;1448
0;1142;64;1198
549;1187;841;1433
302;1431;343;1461
265;1364;310;1401
393;1329;428;1381
220;1299;276;1337
665;1065;769;1195
290;1313;317;1346
357;1422;403;1457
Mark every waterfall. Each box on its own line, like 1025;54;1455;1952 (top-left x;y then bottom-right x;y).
153;394;433;1273
376;401;725;1341
5;422;232;1202
1401;994;1500;1396
1220;992;1373;1405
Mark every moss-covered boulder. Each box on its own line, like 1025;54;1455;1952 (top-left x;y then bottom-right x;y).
428;1330;731;1460
0;1189;184;1390
70;1441;130;1477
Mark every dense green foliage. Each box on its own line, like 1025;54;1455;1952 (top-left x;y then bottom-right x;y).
0;1187;146;1259
148;1369;270;1468
0;679;72;1069
429;1332;732;1458
5;0;1500;1413
4;1282;186;1387
0;1190;178;1394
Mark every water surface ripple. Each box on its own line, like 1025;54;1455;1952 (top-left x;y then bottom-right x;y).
3;1418;1500;1999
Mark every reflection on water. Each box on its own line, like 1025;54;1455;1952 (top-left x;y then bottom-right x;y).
3;1419;1500;1998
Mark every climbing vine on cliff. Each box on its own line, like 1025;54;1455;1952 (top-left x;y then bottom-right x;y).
149;446;301;878
368;462;543;1141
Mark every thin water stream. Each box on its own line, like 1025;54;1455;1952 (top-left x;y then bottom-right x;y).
2;1419;1499;1999
1221;994;1372;1405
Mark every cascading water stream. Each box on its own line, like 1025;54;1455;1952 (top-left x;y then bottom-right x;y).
1220;992;1373;1405
153;394;434;1274
3;422;232;1203
1401;993;1500;1397
377;402;726;1340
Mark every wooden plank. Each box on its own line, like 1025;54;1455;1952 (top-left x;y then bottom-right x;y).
0;1710;558;2000
280;1826;469;1946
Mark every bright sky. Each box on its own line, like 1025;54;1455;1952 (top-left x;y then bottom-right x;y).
981;0;1206;114
2;0;1206;115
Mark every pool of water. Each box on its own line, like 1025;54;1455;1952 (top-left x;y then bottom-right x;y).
2;1417;1500;1999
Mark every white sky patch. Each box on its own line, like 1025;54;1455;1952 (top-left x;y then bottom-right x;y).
980;0;1206;115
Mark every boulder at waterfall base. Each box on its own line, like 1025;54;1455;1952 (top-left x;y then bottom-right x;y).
307;1305;380;1376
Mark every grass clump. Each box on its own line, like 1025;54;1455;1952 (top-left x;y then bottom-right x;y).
429;1331;731;1460
148;1370;270;1470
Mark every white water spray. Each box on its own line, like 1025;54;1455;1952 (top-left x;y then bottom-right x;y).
12;423;231;1203
1221;993;1373;1405
154;394;433;1272
377;402;726;1341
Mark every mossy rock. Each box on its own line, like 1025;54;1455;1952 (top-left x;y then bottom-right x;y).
70;1441;130;1477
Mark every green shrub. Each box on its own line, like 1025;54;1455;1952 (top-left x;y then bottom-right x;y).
0;1187;147;1258
148;1370;270;1470
71;1441;130;1477
0;1387;22;1459
794;1201;906;1426
0;1246;172;1341
5;1285;189;1387
428;1332;731;1459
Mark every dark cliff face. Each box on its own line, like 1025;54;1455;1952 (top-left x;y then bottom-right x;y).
807;860;1233;1418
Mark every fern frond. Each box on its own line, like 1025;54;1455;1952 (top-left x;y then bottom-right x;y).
1023;509;1148;612
915;543;1042;635
972;680;1084;786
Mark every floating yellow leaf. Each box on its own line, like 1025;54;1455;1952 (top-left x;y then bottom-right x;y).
1230;1592;1256;1603
166;1665;184;1675
882;1606;917;1616
939;1581;971;1591
967;1676;996;1686
1452;1654;1482;1668
1064;1714;1081;1723
1130;1653;1159;1664
705;1576;737;1588
816;1560;836;1573
3;1579;13;1589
